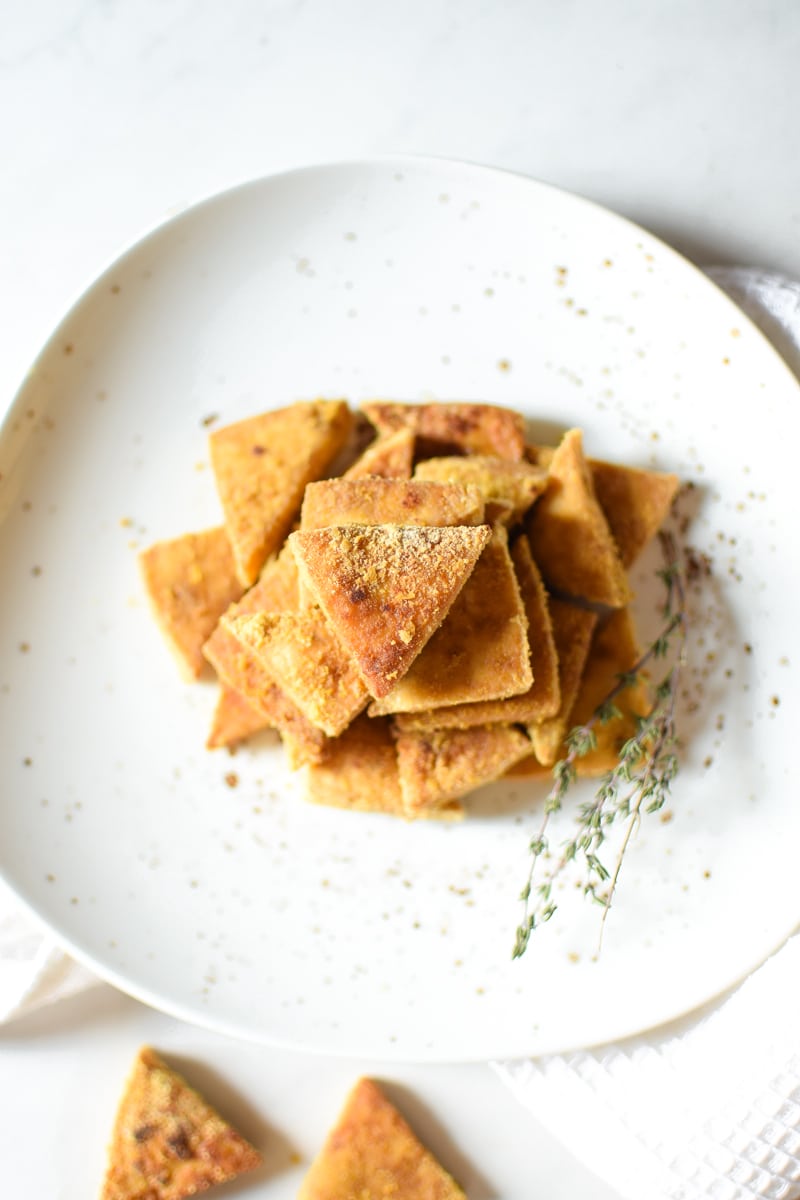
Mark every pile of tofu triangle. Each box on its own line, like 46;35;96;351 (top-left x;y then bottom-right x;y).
140;399;678;818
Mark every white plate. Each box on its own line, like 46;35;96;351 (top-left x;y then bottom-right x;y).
1;158;798;1061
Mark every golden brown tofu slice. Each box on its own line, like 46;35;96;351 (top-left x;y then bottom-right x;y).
203;540;299;671
302;714;462;820
139;526;244;682
512;607;650;778
589;459;680;568
530;598;598;766
414;455;548;524
202;541;301;744
370;525;531;714
204;621;328;765
289;523;491;699
223;610;368;737
362;400;525;460
393;534;560;731
396;723;533;814
524;443;555;470
343;427;415;480
209;399;352;586
297;1077;466;1200
300;477;484;531
569;607;651;776
206;685;271;749
526;428;631;607
100;1046;261;1200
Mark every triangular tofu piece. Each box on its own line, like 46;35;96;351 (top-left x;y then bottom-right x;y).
204;621;328;765
396;723;533;815
414;455;548;524
300;477;484;531
209;399;352;585
203;542;302;746
303;714;461;820
526;429;631;607
570;608;651;777
530;597;598;766
288;524;491;698
100;1046;260;1200
362;401;525;460
343;427;415;480
139;527;244;681
223;610;368;737
206;685;271;749
297;1078;466;1200
203;539;299;679
589;459;680;567
370;525;531;714
393;533;560;732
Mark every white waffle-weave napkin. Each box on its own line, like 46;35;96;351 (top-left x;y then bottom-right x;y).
493;269;800;1200
0;876;100;1022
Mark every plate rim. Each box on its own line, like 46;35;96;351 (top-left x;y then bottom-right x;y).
3;153;799;432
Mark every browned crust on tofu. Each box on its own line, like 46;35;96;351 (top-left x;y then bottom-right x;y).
414;455;547;524
361;401;525;460
203;623;328;765
297;1077;466;1200
205;540;301;649
289;523;491;699
209;399;352;586
206;685;271;749
139;527;244;681
393;534;560;731
223;610;368;737
300;477;485;531
530;598;598;766
100;1046;261;1200
589;458;680;568
512;607;650;778
526;429;631;607
370;524;531;714
302;714;461;820
508;535;561;719
395;723;533;814
202;540;299;690
343;427;415;480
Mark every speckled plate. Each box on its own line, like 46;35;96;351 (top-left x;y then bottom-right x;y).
1;159;799;1060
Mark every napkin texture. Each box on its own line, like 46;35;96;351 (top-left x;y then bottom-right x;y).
0;878;100;1022
493;268;800;1200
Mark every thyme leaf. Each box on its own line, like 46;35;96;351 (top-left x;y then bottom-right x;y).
512;529;689;959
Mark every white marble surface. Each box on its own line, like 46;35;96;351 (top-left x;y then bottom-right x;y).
1;2;799;1197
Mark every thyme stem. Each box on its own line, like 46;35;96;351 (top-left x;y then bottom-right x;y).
513;529;689;959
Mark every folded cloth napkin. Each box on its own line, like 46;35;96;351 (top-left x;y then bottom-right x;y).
493;268;800;1200
0;876;100;1022
1;267;799;1197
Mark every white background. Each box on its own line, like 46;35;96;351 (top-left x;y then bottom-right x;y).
1;2;799;1197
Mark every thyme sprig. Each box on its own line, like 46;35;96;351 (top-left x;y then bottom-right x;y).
512;530;688;958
